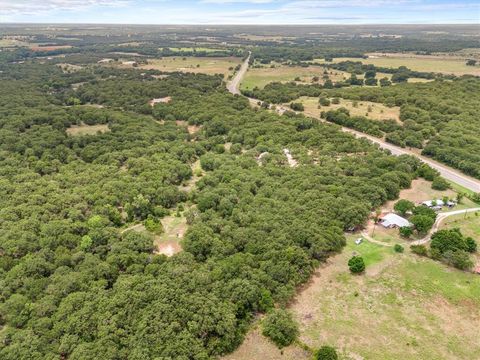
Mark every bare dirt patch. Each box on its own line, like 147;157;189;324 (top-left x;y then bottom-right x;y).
149;96;171;106
66;123;110;136
223;327;309;360
153;215;186;257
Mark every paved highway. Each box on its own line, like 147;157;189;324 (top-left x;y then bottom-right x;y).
228;55;480;193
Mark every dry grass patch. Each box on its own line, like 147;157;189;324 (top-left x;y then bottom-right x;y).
138;56;241;76
382;178;474;212
298;96;401;122
66;123;110;136
223;327;309;360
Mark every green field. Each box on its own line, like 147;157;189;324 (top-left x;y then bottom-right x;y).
240;65;349;90
226;236;480;360
315;55;480;76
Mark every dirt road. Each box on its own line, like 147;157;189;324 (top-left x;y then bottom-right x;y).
411;207;480;245
227;54;480;194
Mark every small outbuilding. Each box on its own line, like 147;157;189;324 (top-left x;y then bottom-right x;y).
380;213;411;228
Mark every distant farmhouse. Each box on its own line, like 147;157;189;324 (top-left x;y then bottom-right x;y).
380;213;412;228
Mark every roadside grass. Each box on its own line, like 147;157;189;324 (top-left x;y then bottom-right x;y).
315;55;480;76
66;123;110;136
298;96;401;122
138;56;241;76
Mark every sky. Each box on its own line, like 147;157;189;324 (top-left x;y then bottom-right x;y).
0;0;479;24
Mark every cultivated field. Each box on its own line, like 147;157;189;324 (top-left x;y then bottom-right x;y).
66;123;110;136
297;96;401;122
138;56;241;76
240;64;349;90
226;236;480;360
316;54;480;76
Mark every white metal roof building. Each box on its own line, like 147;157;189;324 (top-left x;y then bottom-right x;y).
380;213;412;228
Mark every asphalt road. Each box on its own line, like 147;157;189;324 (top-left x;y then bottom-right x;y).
228;54;480;194
227;52;250;95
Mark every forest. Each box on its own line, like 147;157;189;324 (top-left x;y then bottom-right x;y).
243;77;480;179
0;53;427;359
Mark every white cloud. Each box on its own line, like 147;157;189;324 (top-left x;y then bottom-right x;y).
0;0;130;15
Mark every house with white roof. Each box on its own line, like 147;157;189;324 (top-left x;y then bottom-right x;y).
380;213;412;228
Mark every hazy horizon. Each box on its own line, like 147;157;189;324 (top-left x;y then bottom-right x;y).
1;1;479;25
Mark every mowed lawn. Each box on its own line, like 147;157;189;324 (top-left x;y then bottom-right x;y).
225;237;480;360
315;55;480;76
240;65;349;90
138;56;241;76
297;96;401;122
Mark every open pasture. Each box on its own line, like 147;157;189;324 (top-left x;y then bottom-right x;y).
298;96;401;122
317;54;480;76
138;56;241;76
240;64;349;90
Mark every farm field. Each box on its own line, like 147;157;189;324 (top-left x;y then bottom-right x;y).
296;96;401;122
137;56;241;76
226;236;480;360
315;55;480;76
240;64;349;90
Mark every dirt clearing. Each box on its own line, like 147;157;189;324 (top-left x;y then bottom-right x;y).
154;215;187;257
66;123;110;136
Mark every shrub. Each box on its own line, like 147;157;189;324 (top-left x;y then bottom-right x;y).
411;244;428;256
348;256;365;274
431;229;468;254
394;244;404;253
466;237;477;253
399;226;413;238
315;345;338;360
443;250;473;271
319;97;331;106
394;199;415;215
262;309;299;348
432;177;450;190
290;102;304;111
410;214;434;234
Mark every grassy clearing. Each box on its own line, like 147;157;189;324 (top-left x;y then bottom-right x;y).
227;236;480;360
383;179;463;212
66;123;110;136
154;215;186;257
295;238;480;360
166;47;226;53
298;96;401;122
138;56;241;76
240;65;348;90
315;55;480;76
439;212;480;240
